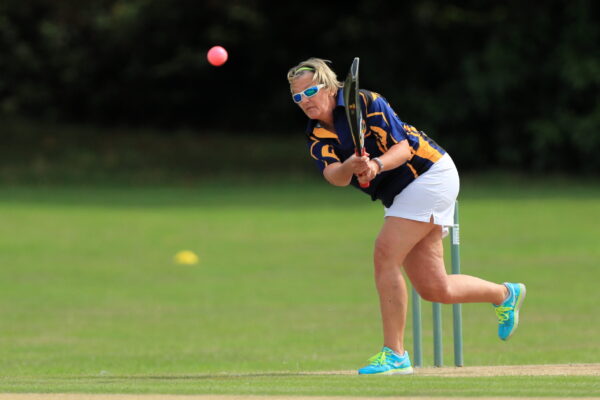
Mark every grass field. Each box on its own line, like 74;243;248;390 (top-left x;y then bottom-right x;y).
1;178;599;397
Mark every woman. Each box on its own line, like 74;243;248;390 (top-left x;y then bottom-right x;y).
287;58;526;375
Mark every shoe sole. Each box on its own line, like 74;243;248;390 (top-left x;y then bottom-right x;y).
359;367;414;376
504;283;526;341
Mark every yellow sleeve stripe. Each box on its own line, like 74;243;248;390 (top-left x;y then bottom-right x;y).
403;124;421;136
309;140;319;160
309;140;340;166
322;144;339;160
370;125;399;149
370;126;389;150
313;127;340;141
366;112;389;127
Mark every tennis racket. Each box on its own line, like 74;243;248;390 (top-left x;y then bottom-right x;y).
343;57;369;188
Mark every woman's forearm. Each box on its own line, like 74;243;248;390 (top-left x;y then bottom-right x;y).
323;141;411;186
373;140;411;173
323;153;371;186
323;161;354;186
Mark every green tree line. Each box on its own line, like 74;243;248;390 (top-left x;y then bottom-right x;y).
1;0;598;172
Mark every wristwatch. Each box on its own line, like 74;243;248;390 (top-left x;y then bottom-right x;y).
372;157;384;174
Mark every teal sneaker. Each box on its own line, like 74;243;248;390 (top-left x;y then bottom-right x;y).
358;346;413;375
494;282;526;341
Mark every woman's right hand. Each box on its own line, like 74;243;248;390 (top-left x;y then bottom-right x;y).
344;153;371;176
323;153;371;187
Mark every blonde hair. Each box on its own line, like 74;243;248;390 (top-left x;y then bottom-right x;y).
287;57;342;93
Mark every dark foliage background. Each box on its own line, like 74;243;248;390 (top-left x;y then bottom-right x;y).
1;0;598;173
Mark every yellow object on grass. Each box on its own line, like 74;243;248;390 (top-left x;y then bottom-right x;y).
174;250;199;265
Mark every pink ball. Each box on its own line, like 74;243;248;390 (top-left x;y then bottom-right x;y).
207;46;228;66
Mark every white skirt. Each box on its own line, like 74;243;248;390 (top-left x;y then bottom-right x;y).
384;153;459;227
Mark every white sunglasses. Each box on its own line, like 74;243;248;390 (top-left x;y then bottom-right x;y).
292;84;325;103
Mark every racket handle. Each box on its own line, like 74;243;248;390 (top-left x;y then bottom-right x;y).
356;149;370;188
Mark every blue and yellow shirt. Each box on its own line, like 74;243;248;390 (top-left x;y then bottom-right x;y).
306;88;446;207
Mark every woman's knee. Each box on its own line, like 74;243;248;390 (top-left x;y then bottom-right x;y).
373;236;403;271
416;281;452;304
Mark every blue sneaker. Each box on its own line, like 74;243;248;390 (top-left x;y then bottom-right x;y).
358;346;413;375
494;282;526;341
